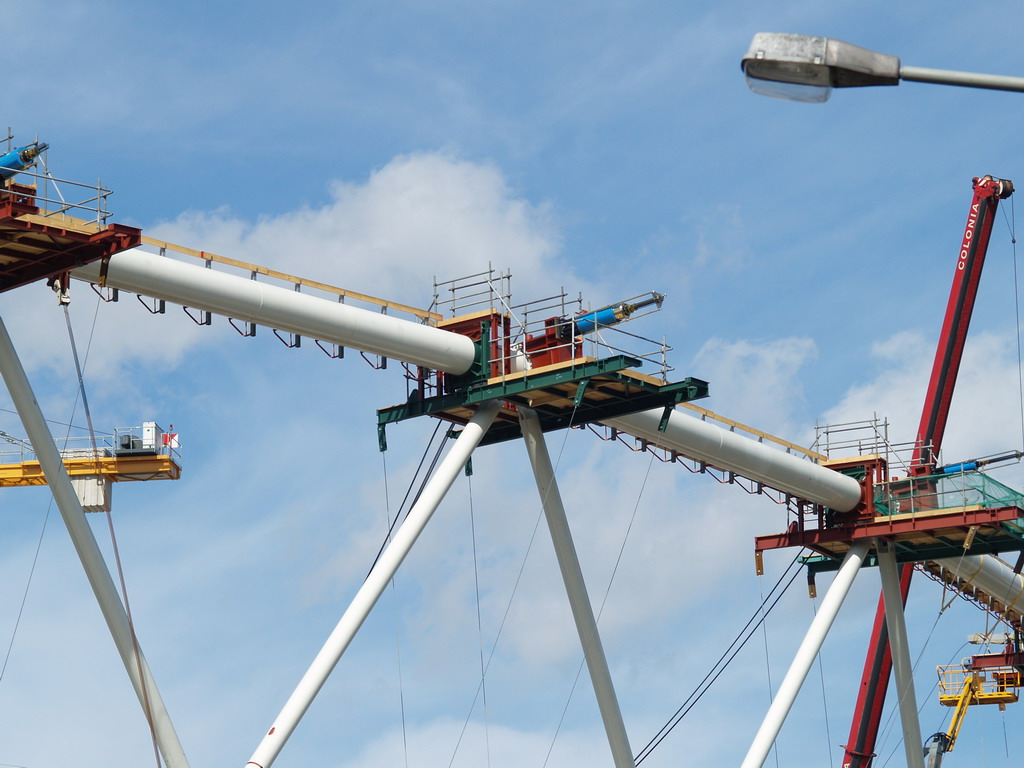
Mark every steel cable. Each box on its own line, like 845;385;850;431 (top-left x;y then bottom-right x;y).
633;550;805;765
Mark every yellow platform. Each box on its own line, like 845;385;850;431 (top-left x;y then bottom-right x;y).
0;454;181;487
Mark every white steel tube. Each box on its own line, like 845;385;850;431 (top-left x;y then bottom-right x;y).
245;400;500;768
604;408;862;512
934;554;1024;615
72;249;477;374
519;407;635;768
877;540;924;768
0;314;190;768
741;540;869;768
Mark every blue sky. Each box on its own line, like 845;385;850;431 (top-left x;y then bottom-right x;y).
3;1;1024;767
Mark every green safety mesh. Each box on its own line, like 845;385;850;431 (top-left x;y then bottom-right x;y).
874;471;1024;517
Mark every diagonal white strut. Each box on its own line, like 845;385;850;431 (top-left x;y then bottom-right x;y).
245;400;500;768
519;407;635;768
741;541;869;768
877;540;924;768
0;314;190;768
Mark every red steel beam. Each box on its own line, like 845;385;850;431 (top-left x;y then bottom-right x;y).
755;505;1023;554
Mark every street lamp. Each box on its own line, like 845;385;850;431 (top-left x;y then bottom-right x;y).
741;32;1024;102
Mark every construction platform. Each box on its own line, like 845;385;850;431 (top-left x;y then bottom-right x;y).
0;453;181;487
938;664;1022;707
757;468;1024;574
0;183;141;293
377;355;708;449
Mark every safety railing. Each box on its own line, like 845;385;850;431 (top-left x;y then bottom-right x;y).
0;424;181;466
874;470;1024;517
937;664;1021;706
5;165;114;227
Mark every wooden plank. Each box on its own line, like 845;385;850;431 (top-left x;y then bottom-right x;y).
139;235;441;322
617;368;667;387
525;391;574;408
821;454;882;467
484;357;597;386
679;401;825;461
877;504;986;524
437;309;498;327
16;211;104;234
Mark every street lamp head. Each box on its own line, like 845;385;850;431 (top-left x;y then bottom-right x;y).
742;33;900;102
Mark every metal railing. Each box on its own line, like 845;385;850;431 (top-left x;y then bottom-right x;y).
937;664;1021;706
0;425;181;465
874;470;1024;517
432;267;673;381
811;415;923;472
5;166;114;227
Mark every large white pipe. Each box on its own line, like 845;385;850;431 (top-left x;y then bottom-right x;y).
72;249;477;375
245;400;500;768
934;554;1024;615
519;407;634;768
76;250;863;512
0;314;190;768
741;540;869;768
604;408;863;512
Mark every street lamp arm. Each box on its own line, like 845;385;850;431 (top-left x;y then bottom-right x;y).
742;33;1024;102
899;65;1024;93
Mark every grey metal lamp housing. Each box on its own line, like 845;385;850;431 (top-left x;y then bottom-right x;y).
742;33;899;102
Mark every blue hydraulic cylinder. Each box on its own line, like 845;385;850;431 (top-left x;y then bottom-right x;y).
573;292;665;335
574;305;627;335
938;461;978;474
0;143;47;180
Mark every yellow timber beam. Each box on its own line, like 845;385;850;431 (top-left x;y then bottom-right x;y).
0;455;181;487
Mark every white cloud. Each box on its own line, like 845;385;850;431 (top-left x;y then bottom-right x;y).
2;150;574;413
149;151;567;311
692;335;818;437
823;328;1024;483
821;329;932;446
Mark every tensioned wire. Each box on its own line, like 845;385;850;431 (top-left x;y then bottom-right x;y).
447;400;585;768
0;295;109;684
539;449;657;768
874;606;955;767
759;566;780;768
379;419;447;768
63;301;163;768
633;549;805;765
376;416;496;768
1002;195;1024;453
467;474;493;768
0;406;110;435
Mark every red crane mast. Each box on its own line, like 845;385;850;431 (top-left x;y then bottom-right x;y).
841;175;1014;767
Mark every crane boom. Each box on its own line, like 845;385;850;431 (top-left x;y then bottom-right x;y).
913;175;1014;471
841;176;1014;768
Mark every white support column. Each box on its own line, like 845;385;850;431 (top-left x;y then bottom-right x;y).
741;540;869;768
246;400;500;768
877;540;925;768
0;315;190;768
518;407;635;768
